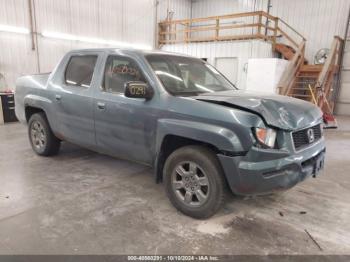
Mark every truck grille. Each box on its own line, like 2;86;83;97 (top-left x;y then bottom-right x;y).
292;124;322;150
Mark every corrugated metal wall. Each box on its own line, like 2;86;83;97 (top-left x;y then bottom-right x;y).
35;0;156;72
188;0;268;40
0;0;158;88
157;0;191;21
269;0;350;62
192;0;268;17
0;0;36;89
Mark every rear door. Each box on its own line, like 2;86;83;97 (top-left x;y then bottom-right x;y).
50;52;101;148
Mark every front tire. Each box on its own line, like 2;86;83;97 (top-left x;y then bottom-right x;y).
28;112;61;156
163;145;226;219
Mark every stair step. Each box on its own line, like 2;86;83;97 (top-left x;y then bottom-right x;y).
300;64;323;72
296;74;318;77
300;69;323;73
291;94;311;98
297;78;317;80
274;43;309;63
274;43;296;60
298;71;319;74
294;83;316;86
292;87;311;90
296;74;318;78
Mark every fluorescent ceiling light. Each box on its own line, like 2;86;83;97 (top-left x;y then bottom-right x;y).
42;31;152;50
0;25;30;34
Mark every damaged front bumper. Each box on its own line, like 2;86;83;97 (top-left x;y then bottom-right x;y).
218;138;326;195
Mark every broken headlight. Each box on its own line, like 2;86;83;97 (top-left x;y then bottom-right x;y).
253;127;277;148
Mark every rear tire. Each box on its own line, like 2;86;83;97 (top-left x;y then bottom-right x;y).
163;145;226;219
28;112;61;156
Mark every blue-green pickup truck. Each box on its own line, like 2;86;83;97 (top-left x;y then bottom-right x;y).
15;49;325;218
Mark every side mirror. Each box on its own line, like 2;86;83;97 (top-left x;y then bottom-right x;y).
124;81;153;100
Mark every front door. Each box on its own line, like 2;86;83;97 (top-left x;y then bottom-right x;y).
94;55;157;164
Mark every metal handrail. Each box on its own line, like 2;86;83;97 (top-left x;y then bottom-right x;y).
278;17;306;41
316;36;343;89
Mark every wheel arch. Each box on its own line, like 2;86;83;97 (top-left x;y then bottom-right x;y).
154;119;245;183
25;106;46;122
23;94;59;137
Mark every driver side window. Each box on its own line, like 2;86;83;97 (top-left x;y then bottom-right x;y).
103;56;145;93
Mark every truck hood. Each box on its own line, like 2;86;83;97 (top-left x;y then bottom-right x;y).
194;90;322;130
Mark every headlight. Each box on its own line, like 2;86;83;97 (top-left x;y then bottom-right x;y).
253;127;277;148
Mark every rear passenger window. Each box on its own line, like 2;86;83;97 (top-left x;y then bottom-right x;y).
65;55;97;88
103;56;146;93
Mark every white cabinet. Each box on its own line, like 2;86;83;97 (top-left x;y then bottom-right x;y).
246;58;289;94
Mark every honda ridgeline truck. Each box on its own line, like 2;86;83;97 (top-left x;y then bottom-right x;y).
15;49;325;218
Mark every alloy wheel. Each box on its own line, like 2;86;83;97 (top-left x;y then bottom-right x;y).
171;161;210;206
30;120;46;150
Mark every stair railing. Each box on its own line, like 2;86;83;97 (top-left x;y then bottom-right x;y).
275;18;306;50
277;40;306;95
158;11;303;49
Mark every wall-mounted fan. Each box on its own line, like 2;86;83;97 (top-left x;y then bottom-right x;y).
314;48;330;64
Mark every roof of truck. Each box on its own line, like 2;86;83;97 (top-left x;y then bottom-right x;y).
67;48;192;57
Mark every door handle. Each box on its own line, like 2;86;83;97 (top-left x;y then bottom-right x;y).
97;102;106;110
55;94;61;101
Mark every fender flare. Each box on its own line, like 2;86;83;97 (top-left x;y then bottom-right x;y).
154;119;245;182
24;94;52;109
23;94;56;130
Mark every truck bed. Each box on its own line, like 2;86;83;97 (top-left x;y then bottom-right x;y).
15;73;51;123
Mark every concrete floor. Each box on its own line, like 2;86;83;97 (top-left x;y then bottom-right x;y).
0;117;350;255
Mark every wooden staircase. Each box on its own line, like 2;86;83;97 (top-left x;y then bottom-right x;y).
284;65;321;100
277;37;343;113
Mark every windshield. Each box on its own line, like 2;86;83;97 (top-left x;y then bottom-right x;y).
146;54;236;96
